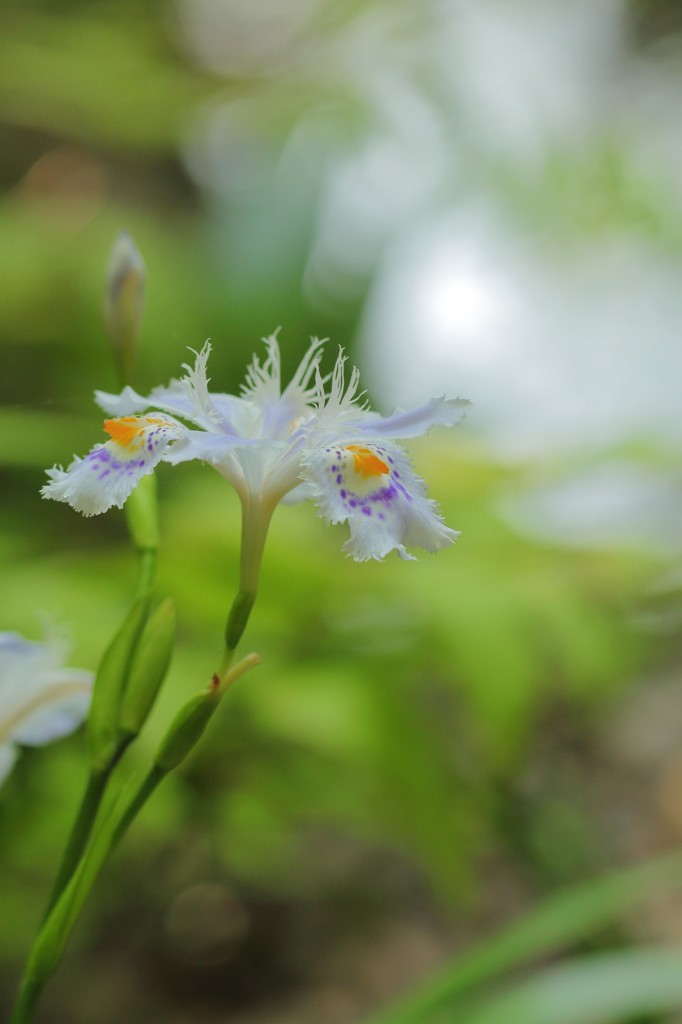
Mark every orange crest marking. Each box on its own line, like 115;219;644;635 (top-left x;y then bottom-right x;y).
103;416;173;448
346;445;389;479
103;417;142;447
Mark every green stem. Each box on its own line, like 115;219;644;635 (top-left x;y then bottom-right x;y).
222;494;276;661
10;646;262;1024
224;589;256;654
43;766;110;919
135;549;157;598
9;976;41;1024
43;735;133;918
110;765;165;850
238;495;275;595
12;491;274;1023
10;764;166;1024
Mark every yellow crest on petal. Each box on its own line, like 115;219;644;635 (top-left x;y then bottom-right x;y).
103;416;142;447
103;416;176;452
345;445;389;479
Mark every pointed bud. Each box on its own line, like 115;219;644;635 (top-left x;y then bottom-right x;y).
155;654;260;773
88;597;151;771
154;688;219;774
118;598;175;738
103;230;145;385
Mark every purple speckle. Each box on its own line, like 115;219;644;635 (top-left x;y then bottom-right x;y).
340;489;346;499
369;485;398;504
331;465;337;472
98;469;110;480
349;499;357;508
362;506;372;516
87;448;111;465
394;472;400;479
336;474;343;484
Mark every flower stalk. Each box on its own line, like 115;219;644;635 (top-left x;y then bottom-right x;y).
44;595;174;916
19;239;469;1024
42;333;468;562
9;654;260;1024
126;475;161;597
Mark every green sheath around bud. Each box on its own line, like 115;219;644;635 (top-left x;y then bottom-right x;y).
155;653;261;773
154;686;220;773
118;598;175;737
88;597;151;771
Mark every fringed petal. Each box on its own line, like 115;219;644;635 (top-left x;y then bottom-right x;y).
42;415;184;516
303;440;458;561
352;396;472;439
0;631;92;786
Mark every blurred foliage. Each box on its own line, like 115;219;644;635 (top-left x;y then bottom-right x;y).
0;2;681;1023
0;436;662;1016
370;852;682;1023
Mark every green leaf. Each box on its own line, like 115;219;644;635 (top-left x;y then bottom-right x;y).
459;947;682;1024
367;853;682;1024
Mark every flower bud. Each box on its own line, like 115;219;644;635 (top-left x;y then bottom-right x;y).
154;688;219;773
155;653;260;773
88;597;151;771
103;230;145;385
118;598;175;738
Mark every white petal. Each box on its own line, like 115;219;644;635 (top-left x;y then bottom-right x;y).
166;431;300;496
313;349;366;427
353;396;472;439
0;632;44;677
163;430;262;466
12;670;92;746
97;382;208;424
242;334;326;441
0;632;92;772
178;342;227;428
281;481;314;505
41;414;184;516
285;337;327;402
97;347;247;436
0;632;65;711
95;385;150;417
241;330;282;403
0;744;17;786
303;440;458;561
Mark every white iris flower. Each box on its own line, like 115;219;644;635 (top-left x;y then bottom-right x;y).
0;632;93;785
42;334;469;568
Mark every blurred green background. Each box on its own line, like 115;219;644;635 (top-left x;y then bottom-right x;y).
2;1;682;1022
